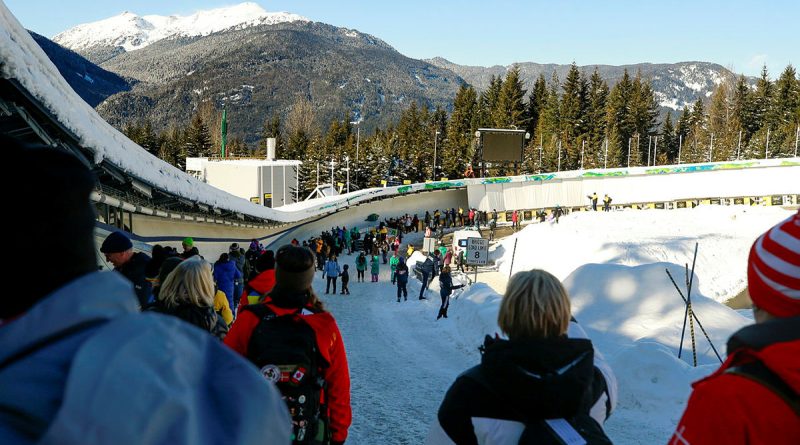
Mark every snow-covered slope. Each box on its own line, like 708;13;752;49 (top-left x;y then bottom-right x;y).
53;2;307;52
491;206;793;303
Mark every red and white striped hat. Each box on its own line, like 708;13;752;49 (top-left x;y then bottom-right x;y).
747;211;800;317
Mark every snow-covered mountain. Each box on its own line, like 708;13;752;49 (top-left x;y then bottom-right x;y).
53;2;306;61
427;58;746;113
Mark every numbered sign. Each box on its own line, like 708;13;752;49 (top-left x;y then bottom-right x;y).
466;237;488;265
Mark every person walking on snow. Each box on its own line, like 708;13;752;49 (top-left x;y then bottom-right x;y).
370;254;380;282
390;251;400;284
100;231;152;307
603;194;612;212
395;257;409;302
669;212;800;445
213;252;242;315
588;192;599;211
340;264;350;295
225;246;352;445
417;255;435;300
324;255;341;294
437;266;465;320
355;252;367;282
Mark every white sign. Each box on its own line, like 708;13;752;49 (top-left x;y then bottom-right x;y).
423;237;437;253
466;237;488;265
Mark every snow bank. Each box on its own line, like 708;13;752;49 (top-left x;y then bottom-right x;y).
442;261;750;443
492;206;792;303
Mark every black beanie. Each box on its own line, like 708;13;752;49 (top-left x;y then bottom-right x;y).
8;138;97;318
273;245;315;293
100;231;133;253
256;250;276;272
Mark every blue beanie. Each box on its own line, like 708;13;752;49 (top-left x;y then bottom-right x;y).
100;231;133;253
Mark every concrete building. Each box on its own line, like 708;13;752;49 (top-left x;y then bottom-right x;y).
186;157;302;208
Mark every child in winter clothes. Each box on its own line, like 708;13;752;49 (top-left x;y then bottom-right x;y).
355;253;367;282
340;264;350;295
395;257;409;302
370;255;380;282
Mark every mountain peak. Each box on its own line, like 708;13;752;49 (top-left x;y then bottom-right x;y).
53;2;308;52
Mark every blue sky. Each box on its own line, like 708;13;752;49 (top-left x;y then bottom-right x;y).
5;0;797;77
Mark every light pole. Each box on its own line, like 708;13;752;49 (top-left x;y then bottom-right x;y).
329;158;335;191
433;130;440;181
627;137;631;167
345;156;350;194
580;140;585;170
603;138;608;169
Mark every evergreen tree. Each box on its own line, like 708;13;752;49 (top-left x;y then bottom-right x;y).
536;72;562;171
527;74;547;139
770;65;800;157
586;68;609;168
258;113;283;158
493;65;527;129
660;113;677;164
185;113;213;158
560;63;585;169
444;84;478;178
605;69;635;167
707;81;735;161
684;98;708;163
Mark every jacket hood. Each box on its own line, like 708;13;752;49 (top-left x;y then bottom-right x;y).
479;336;595;420
728;316;800;394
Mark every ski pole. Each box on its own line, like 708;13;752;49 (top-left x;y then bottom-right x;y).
686;244;699;366
666;269;723;363
677;263;690;358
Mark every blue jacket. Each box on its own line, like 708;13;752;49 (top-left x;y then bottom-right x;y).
0;271;291;444
324;260;341;278
213;259;242;304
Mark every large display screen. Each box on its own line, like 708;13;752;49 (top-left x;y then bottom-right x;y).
482;131;525;162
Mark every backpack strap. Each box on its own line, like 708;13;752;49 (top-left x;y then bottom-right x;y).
725;360;800;417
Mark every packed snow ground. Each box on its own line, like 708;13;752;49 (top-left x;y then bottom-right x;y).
492;205;793;303
310;206;792;444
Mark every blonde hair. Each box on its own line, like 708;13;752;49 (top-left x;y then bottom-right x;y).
159;257;215;308
498;269;571;339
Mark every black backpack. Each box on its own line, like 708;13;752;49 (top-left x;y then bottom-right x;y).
243;304;329;444
463;366;613;445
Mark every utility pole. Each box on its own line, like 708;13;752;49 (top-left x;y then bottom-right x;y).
737;130;742;160
604;138;608;169
432;130;440;181
316;162;320;188
678;134;682;164
765;128;770;159
355;125;360;188
653;136;658;166
345;156;350;194
795;124;799;157
539;134;543;173
647;135;652;166
580;140;585;170
557;139;562;172
627;137;631;167
330;158;335;191
709;133;714;162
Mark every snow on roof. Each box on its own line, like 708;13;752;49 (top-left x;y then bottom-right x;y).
187;157;303;167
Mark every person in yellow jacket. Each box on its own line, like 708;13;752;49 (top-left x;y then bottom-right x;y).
407;244;415;258
214;289;234;325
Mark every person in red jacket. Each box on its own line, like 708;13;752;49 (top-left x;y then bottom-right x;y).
226;245;351;445
669;212;800;445
236;250;276;314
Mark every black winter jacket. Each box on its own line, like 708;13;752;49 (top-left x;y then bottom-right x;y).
433;332;613;445
116;252;152;307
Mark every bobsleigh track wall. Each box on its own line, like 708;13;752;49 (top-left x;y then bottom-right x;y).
2;3;799;261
